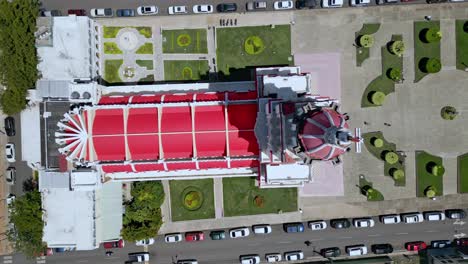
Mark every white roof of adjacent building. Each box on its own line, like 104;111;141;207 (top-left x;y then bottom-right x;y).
95;182;123;242
20;103;41;167
37;16;91;80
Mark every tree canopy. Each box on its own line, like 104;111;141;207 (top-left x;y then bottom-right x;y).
7;191;45;258
0;0;40;114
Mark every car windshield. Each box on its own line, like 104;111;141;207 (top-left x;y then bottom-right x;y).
144;7;151;11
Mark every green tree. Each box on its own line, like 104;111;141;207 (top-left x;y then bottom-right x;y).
424;186;437;198
368;91;385;105
387;68;402;82
358;34;374;48
389;40;405;57
422;28;442;43
7;191;45;258
131;181;165;208
419;57;441;73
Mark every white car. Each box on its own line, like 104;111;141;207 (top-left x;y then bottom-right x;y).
5;143;15;163
137;6;158;15
168;6;187;15
322;0;344;7
401;213;424;224
240;254;260;264
252;224;272;234
274;0;294;9
308;220;327;230
177;260;198;264
164;233;183;243
136;238;155;246
90;8;113;17
6;167;15;185
265;253;282;262
380;214;401;224
353;218;375;228
346;245;368;256
6;194;15;205
424;211;446;221
284;251;304;261
230;227;250;238
192;5;213;14
350;0;370;6
128;252;150;263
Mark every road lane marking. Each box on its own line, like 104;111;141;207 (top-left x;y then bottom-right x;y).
278;241;293;244
424;230;438;233
309;238;324;241
368;234;381;237
395;232;409;235
339;236;352;239
76;261;89;263
248;243;260;246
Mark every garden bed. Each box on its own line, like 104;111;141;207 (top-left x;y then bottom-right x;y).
413;21;441;82
169;179;215;221
355;23;380;66
163;60;209;81
136;60;154;70
456;20;468;71
104;59;123;83
415;151;444;197
135;43;154;54
162;29;208;54
458;153;468;193
103;42;123;54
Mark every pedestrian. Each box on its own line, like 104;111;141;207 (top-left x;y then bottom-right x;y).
305;240;311;246
219;19;223;26
105;251;113;256
384;122;391;127
424;15;432;21
299;208;303;214
230;19;233;26
234;19;237;26
364;121;369;125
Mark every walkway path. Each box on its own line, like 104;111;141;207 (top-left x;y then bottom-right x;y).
213;178;224;219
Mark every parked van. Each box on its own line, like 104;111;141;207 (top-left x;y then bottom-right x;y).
346;245;368;256
380;214;401;224
246;1;267;10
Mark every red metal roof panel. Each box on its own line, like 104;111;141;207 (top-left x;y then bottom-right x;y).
98;96;130;105
127;135;159;160
162;133;193;159
227;104;257;130
93;109;124;135
161;106;192;132
93;135;126;161
101;164;134;173
228;131;259;156
196;132;226;157
194;105;225;131
127;108;158;134
166;162;197;171
134;163;165;172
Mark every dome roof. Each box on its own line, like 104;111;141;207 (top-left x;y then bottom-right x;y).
298;108;350;161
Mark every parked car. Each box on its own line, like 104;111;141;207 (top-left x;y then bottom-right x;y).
6;194;15;205
4;117;15;137
274;0;294;9
230;227;250;238
185;231;204;242
135;238;155;246
322;0;344;7
353;218;375;228
296;0;317;8
380;214;401;224
246;1;268;10
252;224;272;234
193;5;213;14
165;233;183;243
217;3;237;12
371;244;393;254
454;238;468;246
116;9;135;17
5;143;15;163
402;213;424;224
346;245;368;256
350;0;371;6
103;239;124;249
177;260;198;264
39;248;54;256
209;230;226;240
445;209;466;219
308;220;327;230
424;211;446;221
168;6;188;15
239;254;260;264
67;9;86;16
284;251;304;261
320;247;341;258
376;0;398;4
265;253;282;262
283;222;305;233
431;240;452;248
330;218;351;229
137;6;158;15
90;8;113;17
405;241;427;251
128;252;149;262
41;9;62;16
6;167;16;185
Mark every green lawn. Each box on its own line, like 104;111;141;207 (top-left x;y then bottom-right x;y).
162;29;208;54
363;131;406;186
216;25;293;76
223;177;297;217
169;179;215;221
138;74;154;83
136;60;154;70
455;20;468;71
136;27;152;38
415;151;443;197
103;42;123;54
458;153;468;193
355;23;381;66
104;59;123;83
414;21;441;82
135;43;154;54
164;60;209;81
361;35;403;108
359;176;384;201
103;26;123;38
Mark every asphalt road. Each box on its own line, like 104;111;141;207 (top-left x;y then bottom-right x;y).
12;216;468;264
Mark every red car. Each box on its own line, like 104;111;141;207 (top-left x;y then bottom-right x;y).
68;9;86;16
185;231;204;242
103;239;125;249
454;238;468;246
405;241;427;251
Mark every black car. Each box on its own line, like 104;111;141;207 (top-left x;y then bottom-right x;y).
217;3;237;12
116;9;135;17
330;218;351;229
431;240;451;248
4;117;15;136
445;209;466;219
320;247;341;258
296;0;317;9
371;243;393;254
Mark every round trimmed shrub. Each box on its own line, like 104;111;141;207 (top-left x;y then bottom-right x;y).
424;185;437;198
371;137;384;148
441;106;458;120
358;34;374;48
177;34;192;47
244;36;265;55
253;195;265;208
381;151;399;164
368;91;386;105
386;68;402;82
182;187;204;211
419;57;441;73
389;168;405;180
426;162;445;177
389;40;405;57
422;28;442;43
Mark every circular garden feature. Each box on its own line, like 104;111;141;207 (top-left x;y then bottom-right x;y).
358;34;374;48
177;34;192;47
182;67;193;79
389;168;405;180
441;106;458;120
182;187;204;211
419;57;441;73
253;195;265;208
371;137;384;148
123;67;135;79
382;151;399;165
368;91;386;106
244;36;265;55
